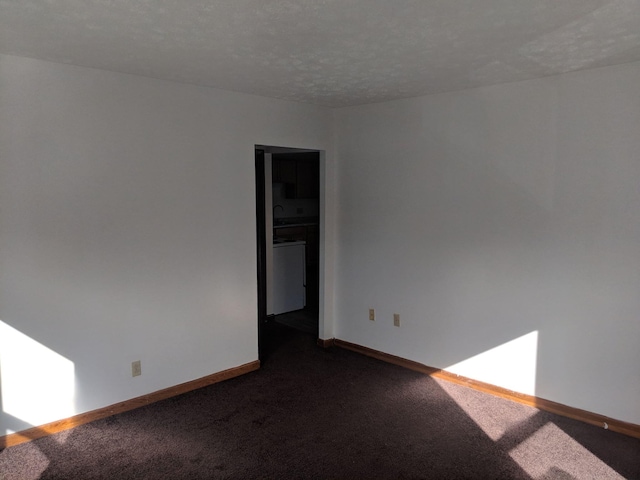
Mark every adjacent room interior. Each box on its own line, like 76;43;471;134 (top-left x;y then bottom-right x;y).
1;1;639;478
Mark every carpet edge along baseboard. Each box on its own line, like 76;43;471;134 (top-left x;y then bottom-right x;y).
317;337;335;348
333;338;640;440
0;360;261;449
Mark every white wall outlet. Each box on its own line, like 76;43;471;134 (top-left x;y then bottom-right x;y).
393;313;400;327
132;360;142;377
369;308;375;321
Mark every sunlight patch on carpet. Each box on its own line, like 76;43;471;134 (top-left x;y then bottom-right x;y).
508;422;624;479
0;438;50;480
434;377;539;441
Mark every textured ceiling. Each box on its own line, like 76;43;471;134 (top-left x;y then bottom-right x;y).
1;0;640;107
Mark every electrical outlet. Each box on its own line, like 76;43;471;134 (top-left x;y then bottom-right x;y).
369;308;375;321
132;360;142;377
393;314;400;327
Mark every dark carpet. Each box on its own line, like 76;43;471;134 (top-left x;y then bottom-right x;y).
274;307;318;336
1;324;639;479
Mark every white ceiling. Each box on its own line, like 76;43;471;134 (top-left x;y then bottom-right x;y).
1;0;640;107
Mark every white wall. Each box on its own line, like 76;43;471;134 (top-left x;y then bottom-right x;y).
334;62;640;425
2;51;638;434
0;54;333;434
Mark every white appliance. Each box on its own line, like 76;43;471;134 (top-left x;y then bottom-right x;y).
272;241;306;315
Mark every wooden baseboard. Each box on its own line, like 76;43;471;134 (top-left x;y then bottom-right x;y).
1;360;260;449
334;339;640;439
317;337;335;348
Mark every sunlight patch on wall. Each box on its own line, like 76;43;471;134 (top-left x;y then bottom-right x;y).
0;320;75;435
445;331;538;396
508;422;624;479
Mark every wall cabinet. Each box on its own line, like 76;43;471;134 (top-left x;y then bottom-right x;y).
272;158;297;185
272;153;319;199
296;159;319;199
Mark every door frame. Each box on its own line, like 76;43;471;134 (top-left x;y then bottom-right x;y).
255;146;324;361
254;149;268;361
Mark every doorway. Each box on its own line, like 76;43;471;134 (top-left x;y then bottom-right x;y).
255;146;321;362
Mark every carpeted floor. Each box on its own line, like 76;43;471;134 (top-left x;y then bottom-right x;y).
1;324;639;479
274;307;318;335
